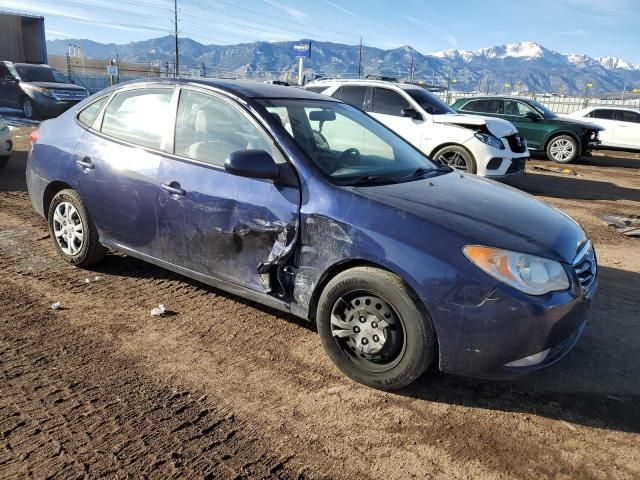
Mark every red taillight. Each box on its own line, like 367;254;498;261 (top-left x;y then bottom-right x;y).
29;129;39;146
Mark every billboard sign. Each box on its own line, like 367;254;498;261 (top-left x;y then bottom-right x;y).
293;42;311;58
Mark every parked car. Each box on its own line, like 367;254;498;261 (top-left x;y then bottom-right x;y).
0;114;11;168
452;96;603;163
304;79;529;178
0;61;89;120
27;79;597;390
565;106;640;151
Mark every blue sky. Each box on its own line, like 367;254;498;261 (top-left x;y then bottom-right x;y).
1;0;639;63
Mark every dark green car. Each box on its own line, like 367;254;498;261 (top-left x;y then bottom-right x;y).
452;97;603;163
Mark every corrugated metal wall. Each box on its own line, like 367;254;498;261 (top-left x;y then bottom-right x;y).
0;13;46;64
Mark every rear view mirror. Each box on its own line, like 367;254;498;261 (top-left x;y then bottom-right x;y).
309;110;336;122
401;107;422;120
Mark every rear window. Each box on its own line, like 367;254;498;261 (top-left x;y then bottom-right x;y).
615;110;640;123
78;96;108;128
101;88;174;150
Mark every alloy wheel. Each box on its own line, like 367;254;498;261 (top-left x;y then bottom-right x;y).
52;202;84;256
549;138;575;162
23;99;33;119
437;151;469;171
330;292;406;372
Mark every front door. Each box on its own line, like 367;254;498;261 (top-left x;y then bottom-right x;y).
74;86;175;256
367;87;424;149
502;100;544;148
157;88;299;292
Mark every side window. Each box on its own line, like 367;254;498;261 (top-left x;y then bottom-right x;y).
174;89;272;167
460;100;482;112
504;100;534;117
615;110;640;123
101;88;174;149
305;86;328;94
338;86;367;109
371;88;410;116
78;96;108;128
0;64;9;78
592;109;615;120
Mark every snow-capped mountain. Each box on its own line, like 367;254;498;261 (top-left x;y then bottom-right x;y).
46;38;640;94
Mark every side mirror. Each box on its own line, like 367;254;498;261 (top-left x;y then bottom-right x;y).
401;107;422;120
524;111;541;121
224;149;296;186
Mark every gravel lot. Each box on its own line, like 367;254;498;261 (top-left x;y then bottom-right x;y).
1;128;639;479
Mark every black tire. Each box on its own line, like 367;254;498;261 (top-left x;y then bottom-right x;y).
316;266;436;390
432;145;477;174
47;189;107;267
22;97;39;120
546;134;579;164
0;156;8;169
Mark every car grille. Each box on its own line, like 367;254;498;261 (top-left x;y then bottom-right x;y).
505;133;527;153
572;241;597;290
51;89;87;101
506;157;527;174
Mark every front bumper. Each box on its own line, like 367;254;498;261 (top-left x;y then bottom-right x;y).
465;136;529;178
422;273;598;380
29;93;82;118
1;129;11;157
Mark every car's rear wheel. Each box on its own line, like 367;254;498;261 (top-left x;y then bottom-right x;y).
48;189;106;266
546;135;579;163
316;266;436;390
0;156;8;169
22;97;39;120
432;145;477;174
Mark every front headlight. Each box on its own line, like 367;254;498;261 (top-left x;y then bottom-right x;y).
463;245;570;295
25;85;54;97
474;132;504;150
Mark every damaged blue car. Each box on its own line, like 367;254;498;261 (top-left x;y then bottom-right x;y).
26;79;597;390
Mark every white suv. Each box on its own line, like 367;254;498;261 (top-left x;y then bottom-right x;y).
305;79;529;178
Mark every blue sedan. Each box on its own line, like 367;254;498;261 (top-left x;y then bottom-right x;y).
26;79;597;390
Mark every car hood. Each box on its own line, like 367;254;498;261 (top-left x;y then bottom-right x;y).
355;172;586;263
22;81;86;91
432;113;517;137
549;116;604;131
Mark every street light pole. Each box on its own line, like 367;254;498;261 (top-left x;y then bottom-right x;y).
174;0;179;77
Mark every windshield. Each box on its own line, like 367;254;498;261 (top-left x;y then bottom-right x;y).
528;100;556;118
258;99;444;185
405;88;455;115
15;66;69;83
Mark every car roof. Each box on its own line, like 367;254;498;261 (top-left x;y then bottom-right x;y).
306;78;424;91
584;105;640;112
118;77;339;102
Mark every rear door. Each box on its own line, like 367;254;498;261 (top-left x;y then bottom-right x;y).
612;110;640;147
331;85;367;110
74;86;175;256
157;87;300;292
367;87;424;148
587;108;617;145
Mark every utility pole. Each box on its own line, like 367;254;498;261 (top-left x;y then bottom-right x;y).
409;50;414;83
357;37;363;79
173;0;179;77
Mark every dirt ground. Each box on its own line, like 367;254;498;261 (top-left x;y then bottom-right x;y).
1;128;638;479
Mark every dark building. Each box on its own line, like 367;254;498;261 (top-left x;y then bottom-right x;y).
0;12;47;64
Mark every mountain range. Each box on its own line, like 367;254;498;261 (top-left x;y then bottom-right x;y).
46;36;640;95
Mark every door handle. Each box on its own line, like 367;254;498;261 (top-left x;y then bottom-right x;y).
76;157;95;169
161;182;186;196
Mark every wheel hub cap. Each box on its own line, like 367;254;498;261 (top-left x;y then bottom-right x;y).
52;201;84;256
331;295;395;356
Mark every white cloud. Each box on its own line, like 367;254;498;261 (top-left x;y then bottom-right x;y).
404;15;458;49
263;0;307;21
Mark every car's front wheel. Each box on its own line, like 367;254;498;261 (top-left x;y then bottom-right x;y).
546;135;579;163
48;189;107;266
432;145;477;174
317;267;436;390
22;97;39;120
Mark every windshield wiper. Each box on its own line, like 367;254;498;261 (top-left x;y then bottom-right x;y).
339;174;396;186
396;167;449;182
